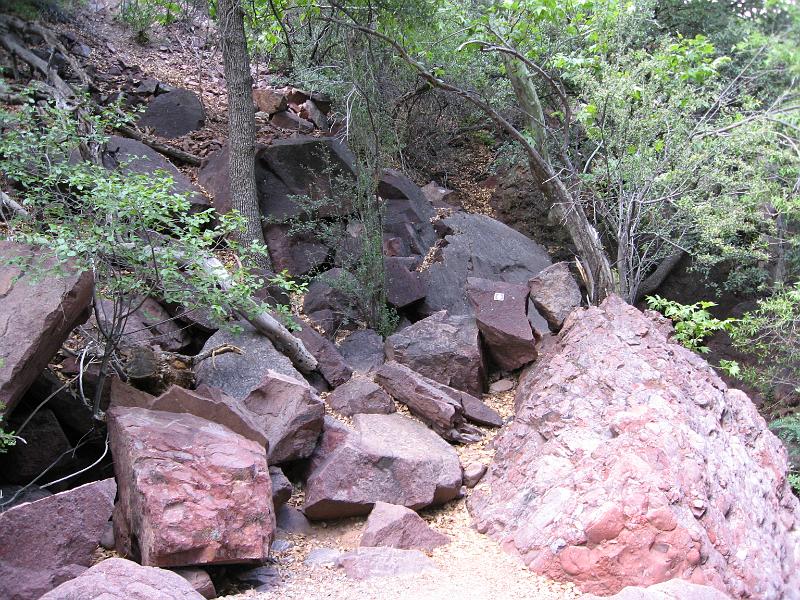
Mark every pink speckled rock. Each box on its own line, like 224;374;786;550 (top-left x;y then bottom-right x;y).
469;295;800;598
109;407;274;567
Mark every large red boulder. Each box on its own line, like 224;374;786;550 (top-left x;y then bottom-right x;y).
468;296;800;597
39;558;204;600
108;407;274;567
385;311;486;396
466;277;537;371
303;414;462;520
0;479;116;600
0;241;92;414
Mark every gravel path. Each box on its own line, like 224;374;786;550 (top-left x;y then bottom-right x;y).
222;497;580;600
222;386;580;600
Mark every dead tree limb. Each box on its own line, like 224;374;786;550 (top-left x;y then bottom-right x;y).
116;123;202;166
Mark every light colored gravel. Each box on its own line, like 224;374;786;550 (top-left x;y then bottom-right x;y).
222;383;580;600
222;497;580;600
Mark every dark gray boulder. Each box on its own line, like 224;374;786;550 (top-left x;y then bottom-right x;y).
385;311;486;396
421;212;551;316
137;88;205;138
194;322;303;399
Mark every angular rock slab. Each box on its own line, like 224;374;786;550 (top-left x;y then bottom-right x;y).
137;88;205;138
109;407;274;567
528;261;582;331
421;212;551;316
0;241;92;414
293;323;353;387
374;361;484;442
241;369;325;464
360;502;450;551
325;375;396;416
110;381;268;447
337;329;385;373
0;478;116;600
468;295;800;597
466;277;537;371
336;546;437;580
385;311;486;397
303;414;462;520
39;558;204;600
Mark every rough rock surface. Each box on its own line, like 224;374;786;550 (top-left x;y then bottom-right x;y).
92;297;190;352
110;381;268;447
0;241;92;414
303;414;462;520
582;579;731;600
379;169;437;257
270;466;293;509
385;311;486;396
257;136;356;220
172;567;216;599
468;295;800;598
39;558;204;600
360;501;450;551
528;261;582;331
137;88;205;138
466;277;537;371
253;88;288;114
384;256;426;308
194;322;303;399
263;224;328;277
421;212;551;316
336;547;437;580
337;329;385;373
241;369;325;464
0;479;116;600
325;375;396;416
293;323;353;387
374;361;483;442
109;407;274;567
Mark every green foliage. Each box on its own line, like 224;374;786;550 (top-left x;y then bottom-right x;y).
120;0;190;42
0;395;17;455
0;87;291;412
730;283;800;398
267;270;307;330
646;296;736;353
769;415;800;493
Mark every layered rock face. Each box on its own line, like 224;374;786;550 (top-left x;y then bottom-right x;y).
0;241;92;414
109;407;274;567
468;295;800;598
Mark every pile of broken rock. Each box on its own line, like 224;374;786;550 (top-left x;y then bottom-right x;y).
1;83;799;598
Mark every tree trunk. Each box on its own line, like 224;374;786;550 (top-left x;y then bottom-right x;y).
217;0;272;270
505;57;615;303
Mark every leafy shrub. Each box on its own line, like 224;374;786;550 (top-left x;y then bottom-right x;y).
646;295;736;353
0;88;289;416
730;283;800;399
770;415;800;494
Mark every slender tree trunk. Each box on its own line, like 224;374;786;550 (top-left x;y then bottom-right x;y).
218;0;272;270
505;58;615;302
